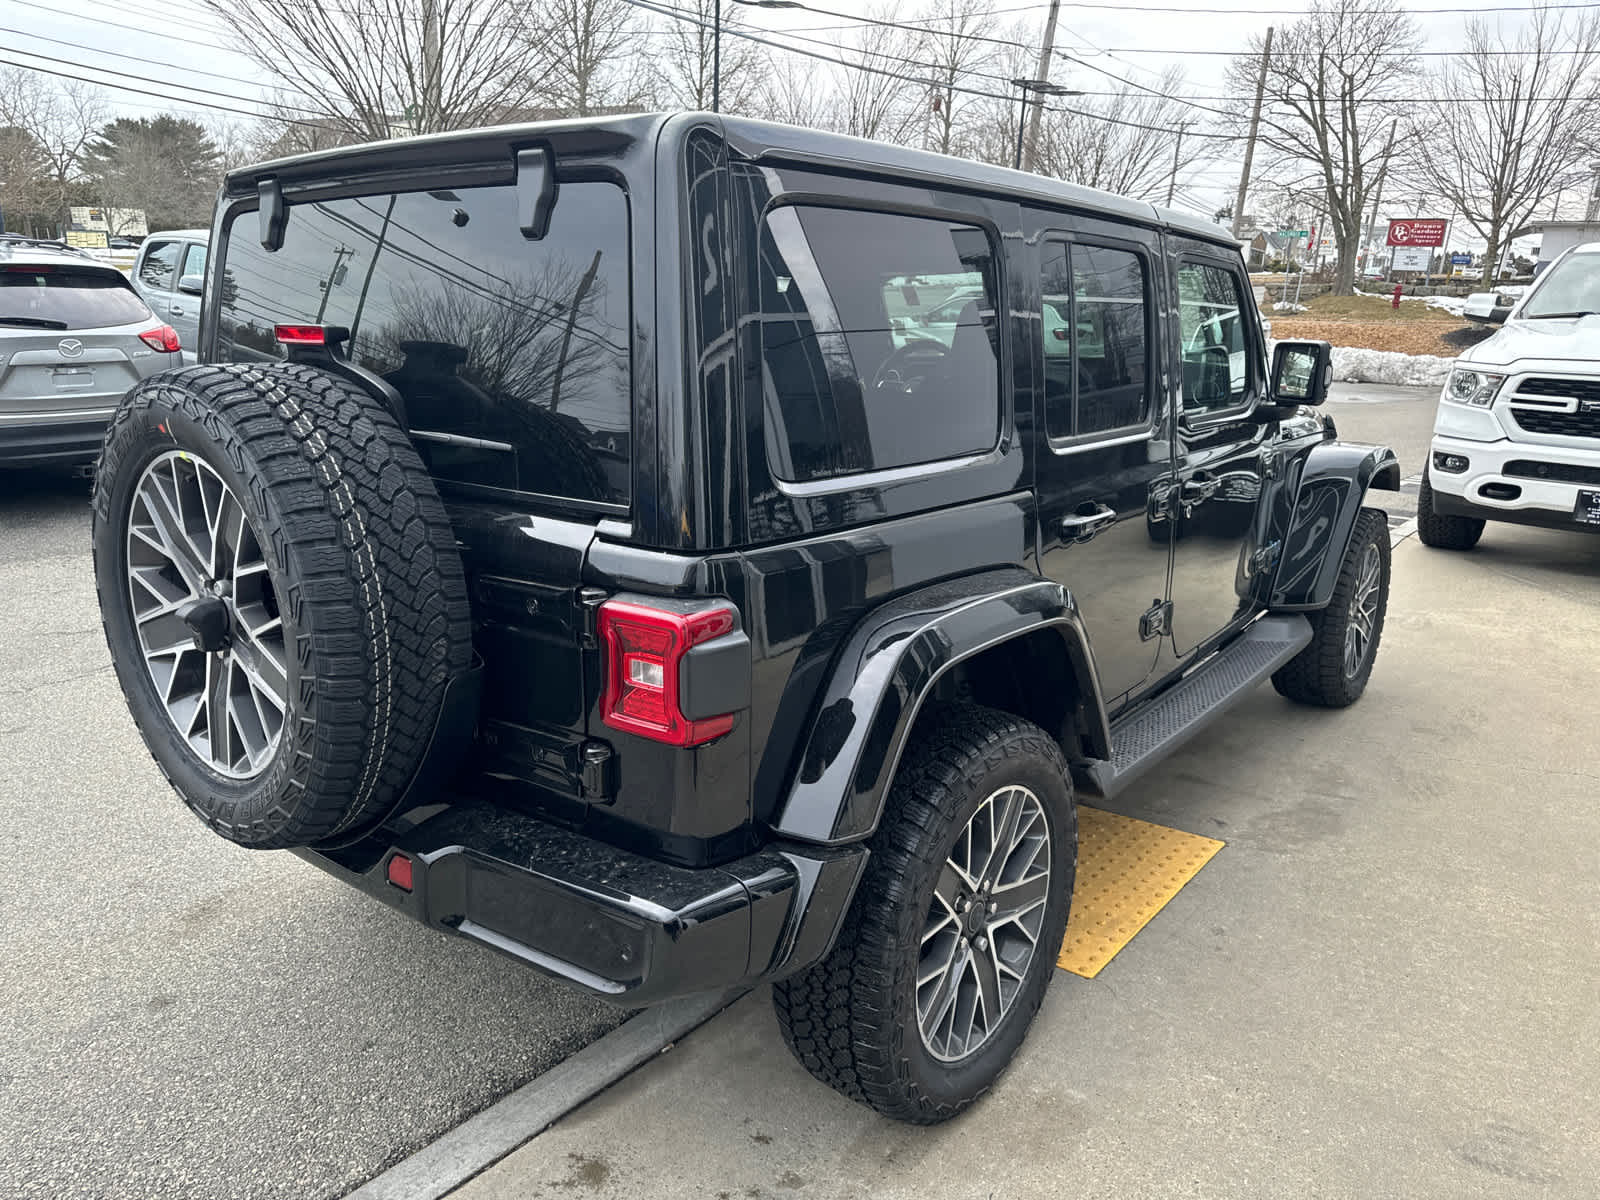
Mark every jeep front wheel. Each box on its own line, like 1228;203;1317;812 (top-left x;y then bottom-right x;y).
772;704;1076;1123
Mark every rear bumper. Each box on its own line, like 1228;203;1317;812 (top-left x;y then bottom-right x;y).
0;410;112;466
295;800;869;1006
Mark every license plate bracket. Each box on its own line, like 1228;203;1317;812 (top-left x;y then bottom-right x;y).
1575;489;1600;526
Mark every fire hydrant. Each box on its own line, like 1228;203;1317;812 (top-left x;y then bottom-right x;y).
1392;284;1403;309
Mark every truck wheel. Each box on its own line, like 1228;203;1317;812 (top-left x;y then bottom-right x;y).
1271;507;1389;708
772;704;1075;1124
92;363;472;849
1417;468;1484;550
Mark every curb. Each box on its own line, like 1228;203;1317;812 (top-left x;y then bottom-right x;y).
347;988;746;1200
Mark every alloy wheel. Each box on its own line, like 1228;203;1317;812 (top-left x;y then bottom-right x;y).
917;783;1052;1063
1343;541;1382;678
125;451;288;778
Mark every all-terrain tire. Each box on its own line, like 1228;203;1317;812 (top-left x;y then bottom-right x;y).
772;704;1076;1124
1416;467;1485;550
92;362;472;848
1271;506;1389;708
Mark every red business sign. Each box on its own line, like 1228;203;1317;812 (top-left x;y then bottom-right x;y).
1387;219;1447;247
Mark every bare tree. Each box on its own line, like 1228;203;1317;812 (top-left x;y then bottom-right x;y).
1225;0;1420;295
649;0;766;113
1403;7;1600;286
758;52;839;131
833;11;926;144
202;0;541;139
920;0;998;154
0;67;104;235
533;0;648;116
1034;69;1200;201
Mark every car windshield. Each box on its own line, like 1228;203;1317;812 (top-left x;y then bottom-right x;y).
1520;250;1600;318
0;266;152;330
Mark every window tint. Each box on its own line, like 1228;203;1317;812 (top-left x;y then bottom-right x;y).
1041;243;1150;438
180;242;208;281
215;181;631;505
138;240;180;291
1178;262;1252;415
0;268;151;329
756;206;999;483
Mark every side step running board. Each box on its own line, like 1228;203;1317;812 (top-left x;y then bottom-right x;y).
1073;614;1313;800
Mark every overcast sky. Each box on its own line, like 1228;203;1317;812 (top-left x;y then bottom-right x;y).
13;0;1588;252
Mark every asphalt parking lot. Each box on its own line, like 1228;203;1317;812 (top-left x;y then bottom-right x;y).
3;381;1595;1198
0;471;625;1200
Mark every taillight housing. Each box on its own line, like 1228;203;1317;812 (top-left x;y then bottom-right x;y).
274;323;328;346
139;324;180;352
598;600;737;746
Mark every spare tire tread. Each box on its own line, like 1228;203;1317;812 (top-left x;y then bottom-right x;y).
93;362;471;848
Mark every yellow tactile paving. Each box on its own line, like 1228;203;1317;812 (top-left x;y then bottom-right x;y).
1056;806;1225;979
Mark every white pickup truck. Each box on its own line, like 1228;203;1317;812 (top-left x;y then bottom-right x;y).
1421;243;1600;546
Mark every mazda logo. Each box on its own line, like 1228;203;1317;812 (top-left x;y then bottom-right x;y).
57;338;84;359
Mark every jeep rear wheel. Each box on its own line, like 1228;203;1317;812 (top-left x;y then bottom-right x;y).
1417;468;1485;550
772;704;1075;1123
92;363;473;849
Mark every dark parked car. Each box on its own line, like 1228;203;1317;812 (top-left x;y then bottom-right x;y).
1;238;181;466
90;114;1399;1123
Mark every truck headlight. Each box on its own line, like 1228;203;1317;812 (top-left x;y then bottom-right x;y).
1445;368;1505;407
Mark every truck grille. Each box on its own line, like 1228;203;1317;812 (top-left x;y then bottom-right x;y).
1508;377;1600;439
1503;459;1600;486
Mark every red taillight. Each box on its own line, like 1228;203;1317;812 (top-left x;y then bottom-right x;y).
386;853;414;891
274;323;327;345
139;324;180;353
598;601;736;746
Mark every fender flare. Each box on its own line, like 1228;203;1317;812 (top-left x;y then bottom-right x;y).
770;569;1109;847
1269;440;1400;610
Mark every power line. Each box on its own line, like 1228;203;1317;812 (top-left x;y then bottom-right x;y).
0;21;280;90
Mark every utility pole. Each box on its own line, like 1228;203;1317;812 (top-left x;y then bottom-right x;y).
712;0;722;112
1585;158;1600;221
1021;0;1061;173
314;246;354;324
421;0;442;131
1165;122;1191;207
1231;25;1273;240
1357;120;1397;275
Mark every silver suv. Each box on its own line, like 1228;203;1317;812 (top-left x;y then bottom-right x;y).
1;237;182;467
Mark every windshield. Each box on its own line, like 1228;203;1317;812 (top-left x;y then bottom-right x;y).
0;266;152;329
1521;250;1600;318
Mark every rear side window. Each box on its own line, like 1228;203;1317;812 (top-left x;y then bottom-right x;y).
1041;242;1151;439
180;243;208;281
0;266;152;330
755;205;999;483
139;241;180;291
1177;261;1252;416
215;181;632;506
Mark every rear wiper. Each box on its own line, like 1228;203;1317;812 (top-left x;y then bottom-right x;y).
1524;311;1598;319
0;316;69;329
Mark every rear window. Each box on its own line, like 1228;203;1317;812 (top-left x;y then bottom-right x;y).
215;181;632;507
0;266;152;330
754;205;1000;483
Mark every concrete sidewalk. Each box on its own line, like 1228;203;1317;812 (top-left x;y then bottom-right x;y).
454;530;1600;1200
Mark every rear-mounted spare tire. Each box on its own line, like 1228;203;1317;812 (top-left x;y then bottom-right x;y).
92;362;473;849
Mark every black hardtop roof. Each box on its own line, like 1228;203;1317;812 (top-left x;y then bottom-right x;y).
224;111;1236;251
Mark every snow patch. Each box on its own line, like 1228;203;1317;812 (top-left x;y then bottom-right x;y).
1329;346;1454;387
1272;301;1307;312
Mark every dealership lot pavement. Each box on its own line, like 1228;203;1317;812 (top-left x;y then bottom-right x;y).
458;483;1600;1197
0;470;625;1200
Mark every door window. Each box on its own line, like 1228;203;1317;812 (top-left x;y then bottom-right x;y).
754;205;1000;483
1177;262;1252;417
1041;242;1151;439
180;242;208;282
138;240;181;292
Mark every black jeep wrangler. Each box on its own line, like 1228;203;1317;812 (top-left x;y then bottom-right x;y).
91;114;1399;1124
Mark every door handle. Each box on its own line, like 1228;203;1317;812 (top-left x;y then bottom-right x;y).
169;305;184;316
1180;476;1219;510
1060;503;1117;543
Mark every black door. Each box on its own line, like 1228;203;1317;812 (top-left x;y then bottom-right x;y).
1166;250;1274;658
1032;230;1173;711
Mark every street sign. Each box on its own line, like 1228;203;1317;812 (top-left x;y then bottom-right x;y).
1275;229;1309;237
1450;252;1472;266
1387;219;1448;247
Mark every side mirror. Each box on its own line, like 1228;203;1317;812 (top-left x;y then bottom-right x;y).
178;274;204;296
1270;339;1333;405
